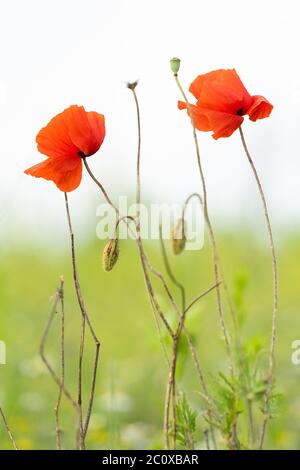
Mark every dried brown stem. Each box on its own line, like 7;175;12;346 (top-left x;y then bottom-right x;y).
183;283;221;317
82;159;220;449
83;157;177;447
0;407;18;450
40;278;81;450
83;84;220;448
239;126;278;450
64;193;101;449
159;223;219;449
39;282;78;409
174;74;234;377
54;276;65;450
159;226;184;448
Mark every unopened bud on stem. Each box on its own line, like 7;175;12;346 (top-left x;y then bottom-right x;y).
103;239;119;272
171;219;186;255
170;57;181;75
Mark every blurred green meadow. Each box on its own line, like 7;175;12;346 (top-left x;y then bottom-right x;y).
0;228;300;449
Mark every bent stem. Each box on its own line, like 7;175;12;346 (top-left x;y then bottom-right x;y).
83;84;222;448
83;157;223;448
83;158;175;447
64;193;101;449
83;142;224;449
84;156;174;353
173;73;235;378
127;83;176;448
238;126;278;449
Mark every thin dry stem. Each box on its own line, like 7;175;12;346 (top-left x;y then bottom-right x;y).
174;74;234;377
132;95;176;446
85;160;170;363
239;126;278;450
82;159;220;449
83;84;222;447
0;407;18;450
40;278;81;450
54;276;65;450
159;226;184;448
39;283;78;409
159;223;219;449
83;158;177;448
64;193;101;449
159;229;220;448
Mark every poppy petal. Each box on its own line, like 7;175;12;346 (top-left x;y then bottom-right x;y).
64;105;105;156
247;95;273;121
178;101;243;138
86;111;105;150
178;101;211;131
203;109;244;139
25;155;82;192
36;110;79;159
191;69;253;115
178;101;188;111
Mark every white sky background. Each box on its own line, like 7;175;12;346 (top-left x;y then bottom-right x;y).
0;0;299;245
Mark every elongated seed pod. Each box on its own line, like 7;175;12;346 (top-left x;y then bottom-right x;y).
103;239;119;272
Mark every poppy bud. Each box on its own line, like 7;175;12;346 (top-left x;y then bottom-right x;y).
103;239;119;272
171;219;186;255
170;57;181;75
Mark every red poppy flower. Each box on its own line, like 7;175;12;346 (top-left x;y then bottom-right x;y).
178;69;273;139
25;105;105;192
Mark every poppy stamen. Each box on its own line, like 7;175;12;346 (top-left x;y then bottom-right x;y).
236;108;244;116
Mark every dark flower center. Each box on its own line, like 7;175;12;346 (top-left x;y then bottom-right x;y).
236;108;244;116
78;151;86;158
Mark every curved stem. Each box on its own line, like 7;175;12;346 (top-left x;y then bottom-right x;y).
83;159;116;210
84;158;173;357
174;74;234;377
128;84;175;448
83;158;218;449
64;193;101;449
239;126;278;449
